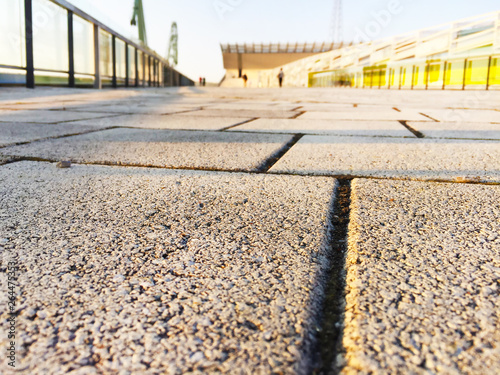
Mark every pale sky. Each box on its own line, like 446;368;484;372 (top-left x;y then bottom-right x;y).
69;0;500;83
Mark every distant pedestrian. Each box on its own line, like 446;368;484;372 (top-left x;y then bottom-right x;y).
278;68;284;88
199;77;202;86
242;74;248;87
202;77;206;86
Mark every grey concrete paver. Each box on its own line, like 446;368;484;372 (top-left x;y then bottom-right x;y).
299;110;432;122
269;135;500;182
0;161;335;374
0;109;117;124
421;109;500;123
343;179;500;374
230;119;415;137
63;115;252;130
67;104;201;115
0;123;110;147
0;129;293;171
407;121;500;140
176;109;298;119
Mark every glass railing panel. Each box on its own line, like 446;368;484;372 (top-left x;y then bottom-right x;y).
490;56;500;86
138;51;144;82
35;71;68;85
128;45;136;84
0;0;25;68
0;67;26;84
99;29;112;78
400;66;413;88
73;15;94;75
33;0;68;72
445;59;465;87
75;73;94;87
116;38;126;80
427;62;445;88
465;58;489;86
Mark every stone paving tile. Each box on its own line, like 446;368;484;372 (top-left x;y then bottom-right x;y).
269;135;500;182
0;100;100;111
420;109;500;123
407;121;500;140
206;103;299;111
67;104;201;115
299;110;432;122
64;115;252;131
176;109;298;119
0;161;336;374
0;129;293;172
343;179;500;374
0;109;116;124
230;119;415;137
0;123;111;147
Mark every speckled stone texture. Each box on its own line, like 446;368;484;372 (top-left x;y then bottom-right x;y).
0;109;117;123
0;123;110;147
63;115;252;130
0;161;336;375
343;179;500;374
0;129;293;172
269;135;500;182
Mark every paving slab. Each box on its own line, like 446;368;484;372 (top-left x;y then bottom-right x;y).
421;109;500;123
230;119;415;137
0;129;293;171
206;103;299;111
343;179;500;374
176;109;298;119
269;135;500;182
299;110;432;122
64;115;252;131
67;104;201;115
0;100;101;111
0;123;111;147
0;161;335;374
407;121;500;140
0;109;116;124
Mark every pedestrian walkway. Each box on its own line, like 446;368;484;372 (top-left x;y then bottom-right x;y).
0;87;498;374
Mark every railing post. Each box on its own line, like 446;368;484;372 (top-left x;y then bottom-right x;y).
411;65;415;90
93;24;101;89
68;11;75;88
462;59;468;90
425;63;430;90
135;49;139;87
442;61;447;90
148;56;152;87
125;43;129;87
486;56;492;90
112;35;117;88
25;0;35;89
399;67;403;89
142;53;146;87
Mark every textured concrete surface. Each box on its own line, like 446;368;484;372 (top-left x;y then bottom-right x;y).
1;87;499;374
299;110;431;122
0;129;293;171
0;155;15;165
407;121;500;140
68;104;201;115
269;135;500;182
177;109;297;119
0;109;116;124
0;123;110;147
64;115;252;130
344;179;500;374
0;161;335;374
421;109;500;123
230;119;416;137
